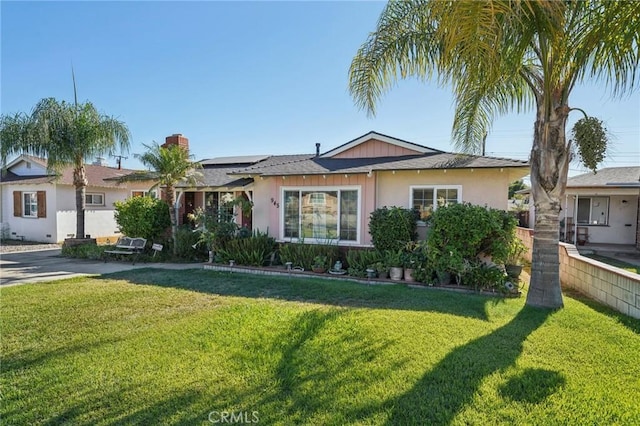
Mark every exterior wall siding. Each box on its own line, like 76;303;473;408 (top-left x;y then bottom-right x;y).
2;183;57;243
559;190;638;245
515;227;640;319
256;168;521;247
332;139;423;158
376;168;513;211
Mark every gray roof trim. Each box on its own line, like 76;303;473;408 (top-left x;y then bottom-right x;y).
566;166;640;188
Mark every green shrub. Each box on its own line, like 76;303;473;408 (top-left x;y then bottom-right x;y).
61;243;105;260
346;249;383;277
172;226;204;261
114;196;170;241
427;203;516;276
462;261;507;291
217;230;277;266
278;242;339;270
369;207;419;252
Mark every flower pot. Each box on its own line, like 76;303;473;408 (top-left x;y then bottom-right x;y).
312;267;326;274
389;267;404;281
505;264;523;279
404;268;416;282
377;270;389;279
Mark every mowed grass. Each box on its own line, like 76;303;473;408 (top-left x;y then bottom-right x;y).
2;269;639;425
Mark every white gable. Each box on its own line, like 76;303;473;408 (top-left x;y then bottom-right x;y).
7;156;49;177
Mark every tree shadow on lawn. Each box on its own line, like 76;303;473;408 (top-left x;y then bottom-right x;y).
101;268;505;321
195;308;408;425
383;306;553;425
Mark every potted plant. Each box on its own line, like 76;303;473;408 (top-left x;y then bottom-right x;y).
384;249;404;281
372;261;389;279
312;255;328;273
504;237;528;279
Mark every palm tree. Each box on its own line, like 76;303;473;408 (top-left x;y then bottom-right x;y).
1;97;131;240
349;1;639;309
124;142;202;255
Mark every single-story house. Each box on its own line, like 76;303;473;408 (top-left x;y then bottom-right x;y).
0;154;154;243
551;167;640;247
174;131;529;247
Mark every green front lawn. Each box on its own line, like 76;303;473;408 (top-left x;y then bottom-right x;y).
2;270;639;425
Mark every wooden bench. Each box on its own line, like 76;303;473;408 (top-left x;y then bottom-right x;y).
104;237;147;265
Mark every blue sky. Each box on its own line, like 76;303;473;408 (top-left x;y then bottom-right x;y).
2;1;638;176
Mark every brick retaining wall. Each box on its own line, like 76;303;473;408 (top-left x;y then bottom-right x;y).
516;227;640;319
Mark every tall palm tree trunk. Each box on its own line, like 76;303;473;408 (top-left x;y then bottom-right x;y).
166;185;178;256
73;165;88;239
527;102;571;309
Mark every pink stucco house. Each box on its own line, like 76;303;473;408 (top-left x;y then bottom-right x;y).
176;131;529;247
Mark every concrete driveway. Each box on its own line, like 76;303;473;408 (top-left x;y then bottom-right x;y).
0;249;202;286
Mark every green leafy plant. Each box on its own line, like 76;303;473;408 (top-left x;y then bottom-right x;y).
369;206;419;251
462;261;507;291
384;249;404;268
427;203;517;275
313;255;329;269
217;230;276;266
278;242;339;270
505;236;528;265
61;243;106;260
346;249;383;277
114;196;171;241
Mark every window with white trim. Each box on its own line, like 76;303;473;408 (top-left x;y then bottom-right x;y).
282;187;360;242
131;190;158;198
23;192;38;217
85;193;105;206
410;185;462;220
577;196;609;225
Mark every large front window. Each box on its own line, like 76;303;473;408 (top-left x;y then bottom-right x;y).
283;187;360;242
411;185;462;220
577;196;609;225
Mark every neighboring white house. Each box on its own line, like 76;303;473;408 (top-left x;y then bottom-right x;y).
0;155;154;243
527;166;640;248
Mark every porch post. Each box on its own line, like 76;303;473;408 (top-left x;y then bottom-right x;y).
573;195;578;245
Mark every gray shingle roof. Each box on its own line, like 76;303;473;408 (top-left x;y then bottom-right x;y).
230;153;528;176
174;166;253;189
566;166;640;188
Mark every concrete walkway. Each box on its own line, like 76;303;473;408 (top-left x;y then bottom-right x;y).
0;248;203;287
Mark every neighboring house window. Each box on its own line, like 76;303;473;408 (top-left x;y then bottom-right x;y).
577;196;609;225
85;193;105;206
23;192;38;217
410;185;462;220
282;187;360;242
131;190;157;198
205;191;236;221
13;191;46;218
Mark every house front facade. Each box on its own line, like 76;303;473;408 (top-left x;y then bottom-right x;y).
555;167;640;247
1;155;153;243
228;131;529;246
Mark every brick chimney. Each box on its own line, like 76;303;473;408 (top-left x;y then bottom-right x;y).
162;134;189;151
